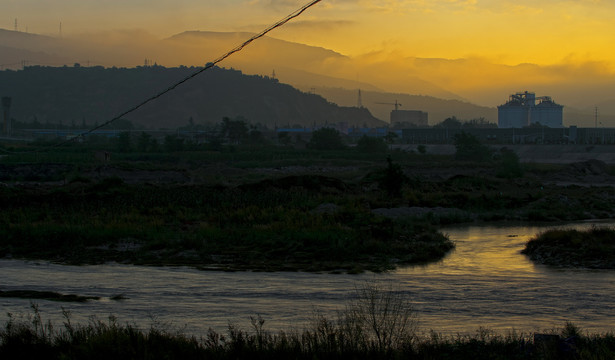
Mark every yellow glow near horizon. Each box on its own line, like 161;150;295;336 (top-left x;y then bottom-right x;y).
4;0;615;67
3;0;615;106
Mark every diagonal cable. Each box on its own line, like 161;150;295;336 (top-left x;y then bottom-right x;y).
1;0;322;154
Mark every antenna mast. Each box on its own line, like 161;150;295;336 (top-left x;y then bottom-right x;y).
14;18;18;32
357;89;363;108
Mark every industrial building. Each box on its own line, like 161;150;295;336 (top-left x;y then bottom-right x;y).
391;109;428;127
498;91;563;128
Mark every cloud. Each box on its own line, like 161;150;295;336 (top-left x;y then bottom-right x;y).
278;19;355;31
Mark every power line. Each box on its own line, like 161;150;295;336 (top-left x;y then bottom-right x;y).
1;0;323;154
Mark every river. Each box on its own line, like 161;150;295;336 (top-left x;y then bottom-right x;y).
2;221;614;336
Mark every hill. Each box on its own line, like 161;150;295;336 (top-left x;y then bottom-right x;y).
0;65;385;129
299;87;497;124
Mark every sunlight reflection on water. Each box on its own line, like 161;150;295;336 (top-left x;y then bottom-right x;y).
2;221;615;336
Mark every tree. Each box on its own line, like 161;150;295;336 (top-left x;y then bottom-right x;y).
453;131;491;162
497;148;524;178
384;131;398;144
164;135;184;152
115;131;132;153
278;131;292;146
220;116;248;144
340;282;416;353
307;127;346;150
245;129;267;145
435;116;463;128
378;156;408;197
137;132;152;152
356;135;387;153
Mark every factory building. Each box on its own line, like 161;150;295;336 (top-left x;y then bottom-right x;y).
498;91;563;128
390;109;428;127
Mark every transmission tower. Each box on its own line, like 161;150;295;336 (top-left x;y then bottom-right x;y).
357;89;363;108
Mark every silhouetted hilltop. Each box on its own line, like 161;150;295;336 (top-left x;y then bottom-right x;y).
301;87;497;124
0;65;385;129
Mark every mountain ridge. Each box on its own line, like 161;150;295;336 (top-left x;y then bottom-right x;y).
0;65;385;129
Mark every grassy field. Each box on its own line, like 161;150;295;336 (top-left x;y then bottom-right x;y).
2;141;615;272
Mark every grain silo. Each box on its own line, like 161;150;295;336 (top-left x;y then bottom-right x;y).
497;91;563;128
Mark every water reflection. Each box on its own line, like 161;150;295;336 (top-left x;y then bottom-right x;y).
1;221;615;336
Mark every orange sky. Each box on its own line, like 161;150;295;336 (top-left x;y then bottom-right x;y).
4;0;615;66
3;0;615;108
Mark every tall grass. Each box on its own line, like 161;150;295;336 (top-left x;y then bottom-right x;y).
3;285;614;359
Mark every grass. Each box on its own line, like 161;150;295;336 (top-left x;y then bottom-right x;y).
522;226;615;268
3;142;615;272
0;177;454;273
2;293;614;360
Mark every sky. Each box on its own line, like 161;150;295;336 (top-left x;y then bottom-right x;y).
3;0;615;66
3;0;615;109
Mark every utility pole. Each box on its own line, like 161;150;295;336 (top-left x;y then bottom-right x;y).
2;97;12;137
357;89;363;108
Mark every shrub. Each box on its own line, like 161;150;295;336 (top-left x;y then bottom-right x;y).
307;128;346;150
378;156;409;197
356;135;387;153
453;131;491;162
497;148;524;178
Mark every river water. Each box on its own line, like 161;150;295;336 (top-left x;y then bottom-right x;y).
2;221;615;336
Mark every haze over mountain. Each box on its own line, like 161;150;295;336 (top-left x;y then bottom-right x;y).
0;64;386;129
1;27;615;127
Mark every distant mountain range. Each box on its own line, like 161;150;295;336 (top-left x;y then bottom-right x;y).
0;65;385;129
2;27;615;127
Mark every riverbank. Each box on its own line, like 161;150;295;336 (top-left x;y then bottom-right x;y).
0;177;454;273
2;145;615;272
522;227;615;268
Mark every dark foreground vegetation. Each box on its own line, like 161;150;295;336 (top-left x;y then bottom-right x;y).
523;227;615;268
2;290;614;360
2;133;615;272
0;173;453;273
0;290;100;303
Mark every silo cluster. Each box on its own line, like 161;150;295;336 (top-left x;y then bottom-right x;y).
497;91;563;128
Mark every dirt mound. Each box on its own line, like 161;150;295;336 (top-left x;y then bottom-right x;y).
567;159;607;175
239;175;348;192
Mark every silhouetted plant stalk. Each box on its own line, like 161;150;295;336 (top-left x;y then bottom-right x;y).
2;288;614;359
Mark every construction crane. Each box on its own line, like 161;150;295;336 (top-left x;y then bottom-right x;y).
375;100;402;111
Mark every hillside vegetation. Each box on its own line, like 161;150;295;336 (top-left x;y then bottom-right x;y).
0;65;384;129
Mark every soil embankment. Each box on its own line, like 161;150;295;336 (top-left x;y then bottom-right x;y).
412;144;615;164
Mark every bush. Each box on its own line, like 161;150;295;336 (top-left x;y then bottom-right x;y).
378;156;409;197
497;148;524;178
454;132;491;162
356;135;387;153
341;282;416;353
307;128;346;150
